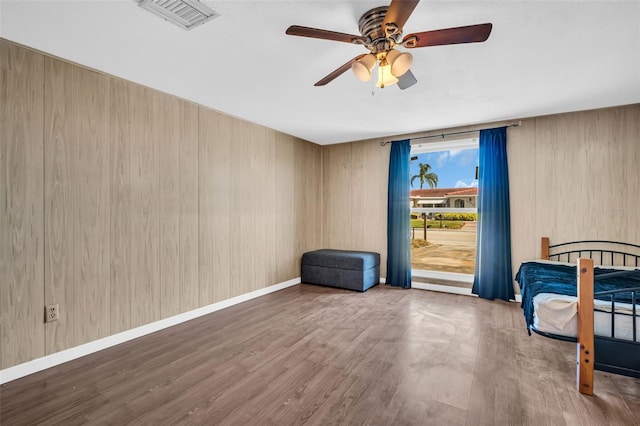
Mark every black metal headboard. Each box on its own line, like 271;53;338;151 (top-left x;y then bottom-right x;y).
548;240;640;267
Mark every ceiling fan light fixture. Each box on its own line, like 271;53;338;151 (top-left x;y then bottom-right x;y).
351;53;377;81
286;2;492;88
376;62;398;88
386;49;413;77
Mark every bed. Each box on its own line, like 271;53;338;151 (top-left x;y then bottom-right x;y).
515;237;640;395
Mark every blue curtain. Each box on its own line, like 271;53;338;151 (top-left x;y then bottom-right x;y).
386;140;412;288
472;127;514;301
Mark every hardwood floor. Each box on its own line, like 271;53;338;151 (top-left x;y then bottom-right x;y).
2;284;639;425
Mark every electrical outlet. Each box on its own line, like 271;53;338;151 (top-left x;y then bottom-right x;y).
45;304;59;323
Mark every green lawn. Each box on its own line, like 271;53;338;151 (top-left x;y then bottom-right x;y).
410;219;465;229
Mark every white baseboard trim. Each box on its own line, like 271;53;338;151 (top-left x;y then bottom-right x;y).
0;277;301;385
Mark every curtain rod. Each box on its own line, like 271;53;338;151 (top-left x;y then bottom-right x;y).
380;121;522;146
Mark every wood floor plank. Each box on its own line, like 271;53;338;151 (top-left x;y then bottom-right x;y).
2;285;639;425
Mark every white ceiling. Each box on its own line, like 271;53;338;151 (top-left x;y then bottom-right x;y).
1;0;639;145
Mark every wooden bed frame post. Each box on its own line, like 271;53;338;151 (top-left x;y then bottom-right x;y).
541;237;550;260
576;258;595;395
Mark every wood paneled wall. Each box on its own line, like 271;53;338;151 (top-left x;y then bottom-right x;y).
322;140;389;277
512;105;640;269
1;39;46;369
0;39;322;370
321;104;640;286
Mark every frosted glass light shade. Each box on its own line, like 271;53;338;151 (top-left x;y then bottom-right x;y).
351;54;377;81
386;49;413;77
375;63;398;88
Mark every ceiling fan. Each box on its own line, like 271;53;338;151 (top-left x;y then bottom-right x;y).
285;0;492;89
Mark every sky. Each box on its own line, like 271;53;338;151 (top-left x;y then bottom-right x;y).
410;148;479;189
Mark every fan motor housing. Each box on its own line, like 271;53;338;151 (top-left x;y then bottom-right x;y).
358;6;401;52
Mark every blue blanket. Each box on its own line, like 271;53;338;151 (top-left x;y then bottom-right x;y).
515;261;640;333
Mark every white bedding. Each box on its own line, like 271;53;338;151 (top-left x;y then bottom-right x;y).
533;293;640;342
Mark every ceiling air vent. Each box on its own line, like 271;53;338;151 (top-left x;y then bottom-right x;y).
138;0;219;30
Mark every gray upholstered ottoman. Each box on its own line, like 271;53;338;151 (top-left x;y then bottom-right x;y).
301;249;380;292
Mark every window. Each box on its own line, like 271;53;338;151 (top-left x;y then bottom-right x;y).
409;138;478;287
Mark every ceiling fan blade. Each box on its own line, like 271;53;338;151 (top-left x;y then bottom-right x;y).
382;0;420;32
403;23;492;48
286;25;365;44
397;69;417;90
314;55;365;86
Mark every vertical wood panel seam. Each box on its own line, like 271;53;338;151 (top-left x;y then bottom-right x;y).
43;56;51;353
158;99;162;318
197;107;200;306
109;75;113;335
107;77;112;338
178;105;181;310
41;52;46;343
198;106;200;307
350;144;355;249
127;90;132;330
275;136;278;281
72;66;77;347
196;106;201;307
320;147;324;248
532;116;537;250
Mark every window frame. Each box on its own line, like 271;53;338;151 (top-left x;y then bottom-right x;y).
409;137;479;283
